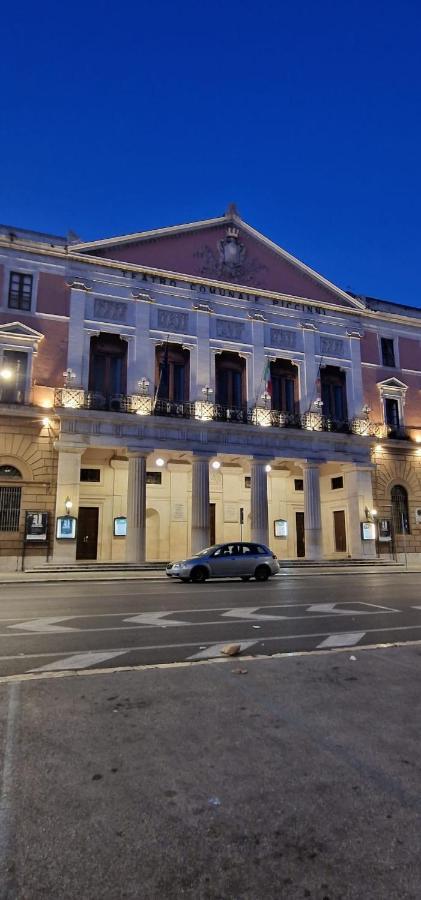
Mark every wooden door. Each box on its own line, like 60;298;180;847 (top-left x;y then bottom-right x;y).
209;503;216;545
333;510;347;552
296;512;305;558
76;507;99;560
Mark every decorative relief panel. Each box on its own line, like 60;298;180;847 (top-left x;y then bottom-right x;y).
93;297;127;323
216;319;244;341
269;328;297;350
157;308;188;333
320;336;344;357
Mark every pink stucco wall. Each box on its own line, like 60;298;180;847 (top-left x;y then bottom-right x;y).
37;272;70;316
0;311;68;387
90;223;350;306
360;330;379;364
362;365;421;425
399;336;421;371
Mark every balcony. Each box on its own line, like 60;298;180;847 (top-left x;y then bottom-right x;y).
53;388;394;439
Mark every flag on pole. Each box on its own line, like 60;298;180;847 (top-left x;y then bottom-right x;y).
263;359;272;397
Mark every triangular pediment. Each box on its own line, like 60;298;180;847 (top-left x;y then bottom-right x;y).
71;207;365;311
377;377;408;390
0;321;44;341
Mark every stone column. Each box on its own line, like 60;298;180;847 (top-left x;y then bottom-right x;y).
52;443;85;563
191;453;211;554
343;463;376;559
302;461;323;559
300;322;319;411
126;451;149;563
250;458;269;545
66;281;91;386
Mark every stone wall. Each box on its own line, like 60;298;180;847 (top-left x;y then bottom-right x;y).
0;417;58;569
373;444;421;556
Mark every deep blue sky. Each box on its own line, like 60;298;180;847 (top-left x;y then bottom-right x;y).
1;0;420;304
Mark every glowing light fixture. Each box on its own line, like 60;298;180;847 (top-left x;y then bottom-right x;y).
155;457;165;467
64;497;73;513
0;368;13;381
211;460;221;470
265;464;272;473
42;417;51;428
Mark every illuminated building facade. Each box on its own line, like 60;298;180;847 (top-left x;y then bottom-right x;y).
0;206;420;569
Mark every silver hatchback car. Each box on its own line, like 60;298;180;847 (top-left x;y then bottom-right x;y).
166;542;280;583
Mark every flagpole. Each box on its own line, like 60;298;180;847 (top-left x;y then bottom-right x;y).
153;333;170;410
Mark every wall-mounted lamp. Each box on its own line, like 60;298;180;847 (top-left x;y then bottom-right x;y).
313;398;324;411
0;368;13;381
64;497;73;514
155;457;165;467
211;460;221;470
265;464;272;473
41;417;51;428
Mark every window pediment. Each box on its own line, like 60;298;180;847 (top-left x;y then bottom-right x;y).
0;321;43;347
377;377;408;394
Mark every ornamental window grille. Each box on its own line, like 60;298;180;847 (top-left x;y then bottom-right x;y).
391;484;410;535
0;486;22;531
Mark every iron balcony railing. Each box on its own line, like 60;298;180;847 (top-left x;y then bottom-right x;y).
53;388;397;438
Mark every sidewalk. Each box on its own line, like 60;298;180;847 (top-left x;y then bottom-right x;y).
1;644;420;899
0;561;417;584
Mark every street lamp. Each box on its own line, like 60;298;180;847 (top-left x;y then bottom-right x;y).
138;377;150;396
201;385;214;402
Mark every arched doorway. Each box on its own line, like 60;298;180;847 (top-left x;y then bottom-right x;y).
391;485;410;535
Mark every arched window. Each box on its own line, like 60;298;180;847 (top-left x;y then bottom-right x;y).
0;464;22;478
391;484;410;535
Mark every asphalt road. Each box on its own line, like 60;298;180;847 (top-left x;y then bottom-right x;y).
0;571;421;678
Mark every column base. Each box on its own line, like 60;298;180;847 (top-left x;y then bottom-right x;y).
304;528;323;560
191;527;210;556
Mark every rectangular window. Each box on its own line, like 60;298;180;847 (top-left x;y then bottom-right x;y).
0;486;21;531
385;398;400;429
381;338;396;368
245;476;251;489
80;469;101;483
8;272;33;311
331;476;344;490
294;479;303;491
146;472;162;485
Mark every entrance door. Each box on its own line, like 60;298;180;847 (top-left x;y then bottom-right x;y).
296;512;305;558
76;507;99;560
209;503;216;545
333;510;347;552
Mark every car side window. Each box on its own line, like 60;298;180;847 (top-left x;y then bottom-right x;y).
241;544;253;555
221;544;239;556
255;545;267;554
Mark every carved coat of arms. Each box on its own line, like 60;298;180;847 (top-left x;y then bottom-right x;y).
194;227;268;287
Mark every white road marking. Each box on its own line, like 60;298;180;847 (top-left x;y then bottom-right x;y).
188;641;258;660
307;603;361;615
0;682;20;883
222;607;286;622
123;612;190;627
30;650;128;672
317;632;366;649
8;617;78;634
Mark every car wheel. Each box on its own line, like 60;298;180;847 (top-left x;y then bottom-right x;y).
255;565;270;582
240;576;251;582
180;577;190;583
190;566;207;584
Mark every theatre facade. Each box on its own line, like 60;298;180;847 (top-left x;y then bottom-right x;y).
1;206;421;570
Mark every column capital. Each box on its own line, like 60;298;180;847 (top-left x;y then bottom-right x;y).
191;450;213;462
53;441;86;455
301;458;325;469
126;448;153;458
